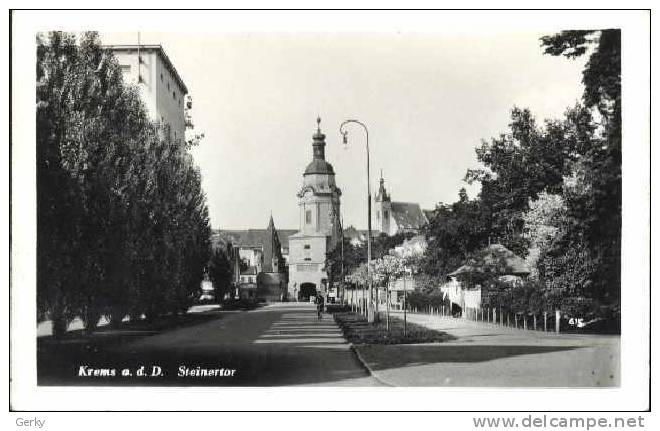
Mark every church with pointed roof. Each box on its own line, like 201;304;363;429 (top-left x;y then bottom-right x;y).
287;118;343;301
214;215;289;301
373;174;429;236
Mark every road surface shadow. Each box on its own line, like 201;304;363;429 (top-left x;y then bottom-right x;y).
37;311;226;383
358;344;580;370
37;307;378;387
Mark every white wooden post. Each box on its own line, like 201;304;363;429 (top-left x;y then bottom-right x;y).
555;309;561;333
544;312;548;332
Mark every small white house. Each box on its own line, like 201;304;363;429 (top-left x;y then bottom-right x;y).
441;244;531;315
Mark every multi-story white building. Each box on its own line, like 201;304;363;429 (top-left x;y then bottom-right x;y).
104;44;189;142
287;118;343;301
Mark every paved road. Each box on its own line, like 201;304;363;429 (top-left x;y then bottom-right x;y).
354;311;620;387
40;303;381;387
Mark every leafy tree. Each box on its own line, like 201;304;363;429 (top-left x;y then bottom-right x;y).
539;29;622;316
522;192;566;278
325;231;413;293
37;31;211;336
208;247;233;302
420;188;489;278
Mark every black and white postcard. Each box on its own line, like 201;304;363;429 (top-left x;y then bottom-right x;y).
9;8;651;416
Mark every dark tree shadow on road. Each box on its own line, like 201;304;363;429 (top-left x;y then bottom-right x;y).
357;344;580;371
37;308;379;387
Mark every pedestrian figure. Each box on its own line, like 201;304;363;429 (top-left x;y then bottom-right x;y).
316;294;325;319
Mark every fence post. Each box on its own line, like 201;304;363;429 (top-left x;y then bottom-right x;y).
544;312;547;332
533;314;537;331
523;315;527;330
555;309;561;333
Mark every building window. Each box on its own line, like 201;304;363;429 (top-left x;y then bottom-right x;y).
120;64;131;73
167;82;170;90
173;90;176;99
304;258;311;262
160;73;163;82
384;210;389;220
304;244;310;249
305;210;312;225
377;210;380;220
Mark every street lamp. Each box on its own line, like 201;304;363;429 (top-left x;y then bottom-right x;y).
339;119;376;323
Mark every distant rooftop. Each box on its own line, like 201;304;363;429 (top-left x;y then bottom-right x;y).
390;201;428;230
449;244;530;277
102;44;188;94
214;229;298;250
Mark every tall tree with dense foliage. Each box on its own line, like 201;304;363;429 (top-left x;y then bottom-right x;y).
208;246;234;302
421;188;489;279
538;29;622;317
37;31;211;336
418;30;621;324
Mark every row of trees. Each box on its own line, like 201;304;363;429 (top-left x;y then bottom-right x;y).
419;29;621;319
37;32;212;337
331;30;621;325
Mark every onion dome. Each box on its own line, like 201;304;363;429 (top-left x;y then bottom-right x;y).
304;116;335;176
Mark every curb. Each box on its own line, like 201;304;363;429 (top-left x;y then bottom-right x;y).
348;343;396;387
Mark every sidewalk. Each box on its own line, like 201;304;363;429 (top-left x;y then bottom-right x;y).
352;311;620;387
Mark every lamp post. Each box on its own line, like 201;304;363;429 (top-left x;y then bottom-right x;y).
340;215;344;304
340;119;375;323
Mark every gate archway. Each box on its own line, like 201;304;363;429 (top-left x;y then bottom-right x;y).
299;283;317;302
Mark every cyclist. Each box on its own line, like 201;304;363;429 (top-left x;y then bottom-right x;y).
316;294;325;319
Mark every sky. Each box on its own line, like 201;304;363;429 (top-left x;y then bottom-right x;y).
101;31;587;231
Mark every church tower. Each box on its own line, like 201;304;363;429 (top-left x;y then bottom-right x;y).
374;172;392;235
287;117;342;301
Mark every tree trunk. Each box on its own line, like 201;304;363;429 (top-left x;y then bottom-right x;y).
50;298;68;339
82;306;101;335
386;284;391;331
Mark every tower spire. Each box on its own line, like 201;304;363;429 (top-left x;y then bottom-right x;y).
311;116;326;161
376;169;390;202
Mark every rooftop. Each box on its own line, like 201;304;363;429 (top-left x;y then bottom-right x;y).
390;201;428;230
214;229;298;249
448;244;531;277
102;44;188;94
